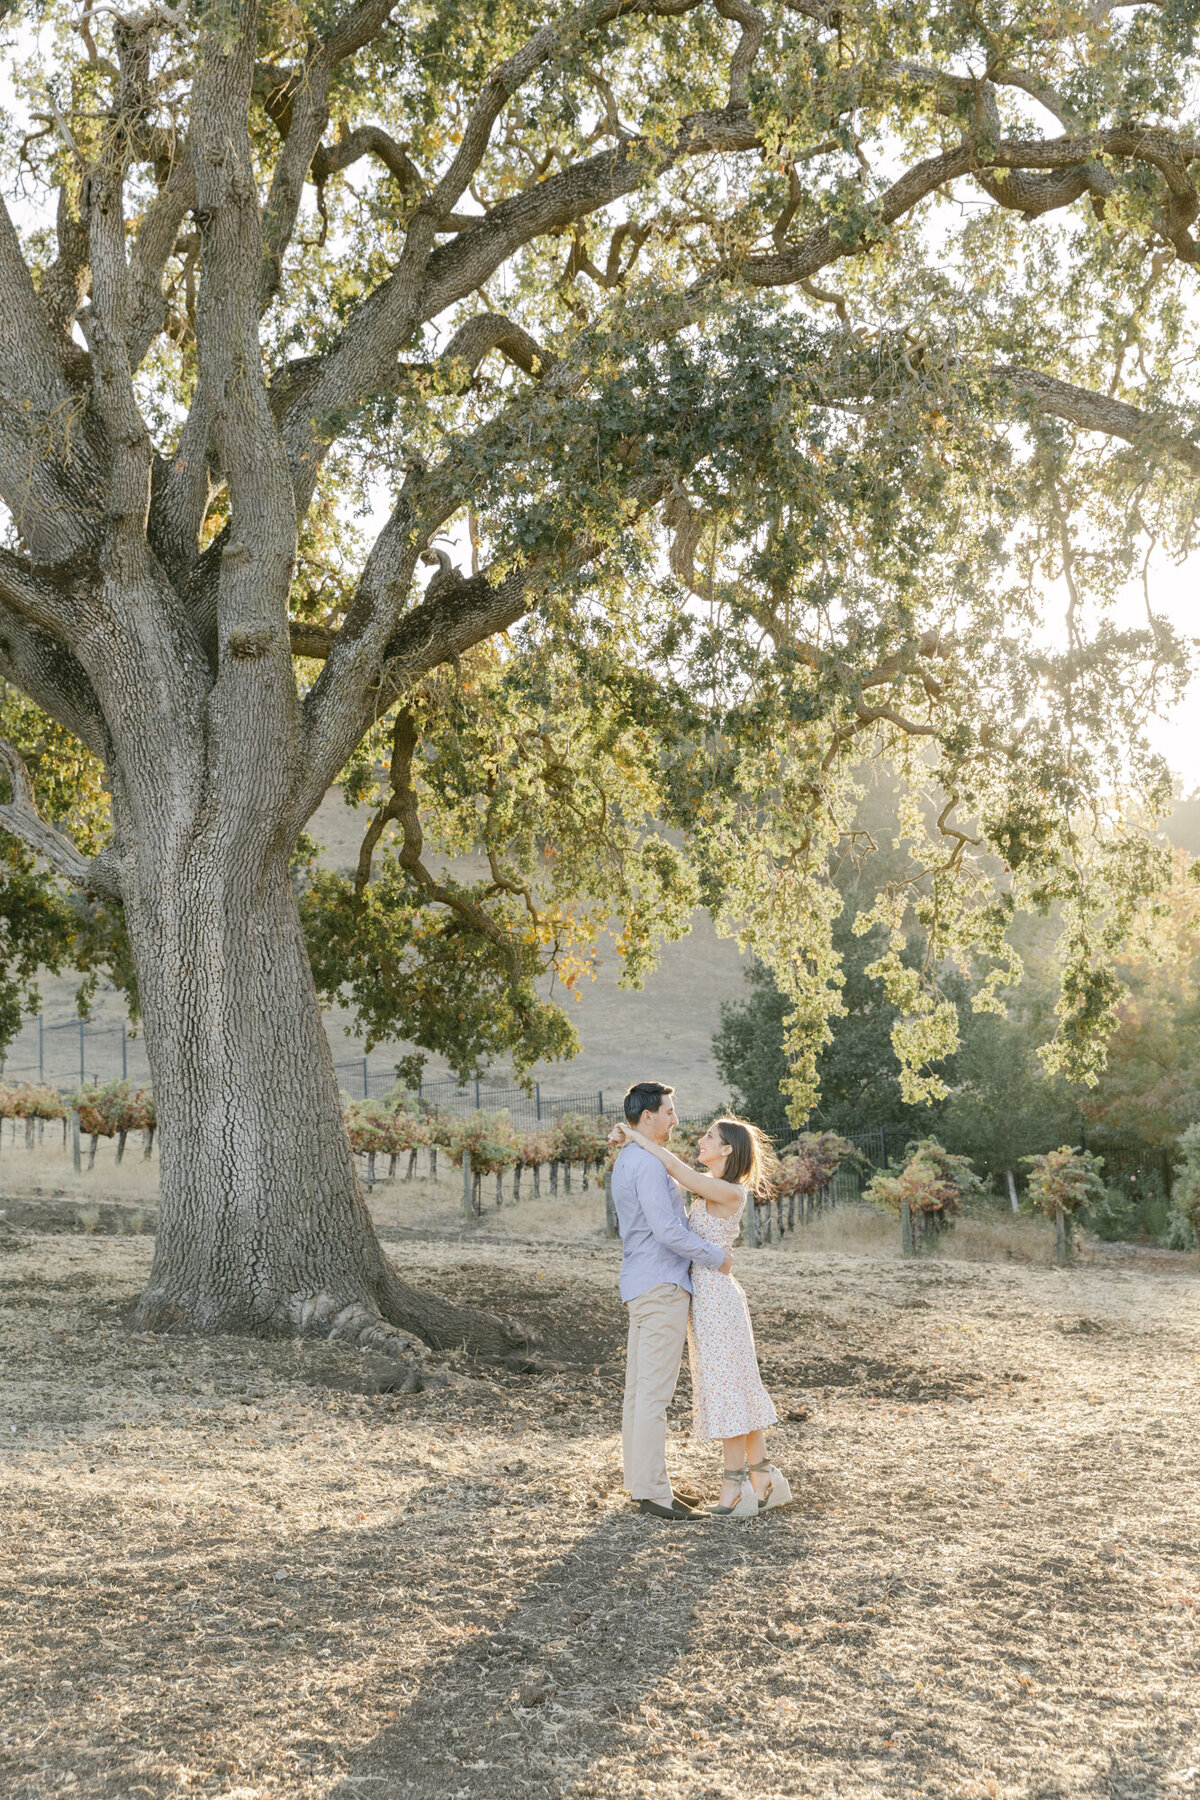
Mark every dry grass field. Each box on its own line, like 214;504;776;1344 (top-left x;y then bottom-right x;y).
2;1165;1199;1800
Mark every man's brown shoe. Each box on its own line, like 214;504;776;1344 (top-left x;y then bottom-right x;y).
637;1498;703;1521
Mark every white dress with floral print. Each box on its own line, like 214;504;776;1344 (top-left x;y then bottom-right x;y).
687;1190;778;1441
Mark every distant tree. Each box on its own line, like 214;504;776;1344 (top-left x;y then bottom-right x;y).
1081;849;1200;1147
715;855;1083;1173
715;927;954;1135
935;940;1085;1184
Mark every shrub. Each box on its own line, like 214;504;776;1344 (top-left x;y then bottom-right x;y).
343;1098;395;1157
1023;1146;1106;1219
864;1138;982;1241
777;1131;856;1200
1172;1123;1200;1238
552;1114;609;1168
10;1083;70;1122
0;1081;71;1150
1024;1144;1106;1263
74;1080;154;1138
666;1122;701;1168
516;1129;554;1169
442;1111;520;1176
1162;1207;1197;1252
1085;1182;1141;1242
72;1080;155;1166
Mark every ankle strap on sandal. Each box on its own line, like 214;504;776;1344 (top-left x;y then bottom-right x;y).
722;1467;751;1482
748;1459;773;1472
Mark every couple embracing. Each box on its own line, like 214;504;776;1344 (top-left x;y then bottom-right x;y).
610;1079;791;1522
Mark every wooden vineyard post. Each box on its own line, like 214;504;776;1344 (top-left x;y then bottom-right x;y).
1055;1204;1069;1267
461;1149;474;1219
605;1169;619;1240
901;1197;914;1257
71;1110;81;1175
745;1195;761;1248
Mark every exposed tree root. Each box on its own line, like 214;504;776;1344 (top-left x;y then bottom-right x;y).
378;1262;542;1369
129;1259;542;1388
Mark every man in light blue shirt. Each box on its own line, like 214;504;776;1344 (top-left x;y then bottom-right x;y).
611;1079;732;1521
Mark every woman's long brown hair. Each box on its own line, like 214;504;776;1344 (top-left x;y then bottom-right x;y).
713;1115;775;1197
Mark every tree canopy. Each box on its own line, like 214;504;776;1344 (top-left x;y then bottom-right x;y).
1;0;1198;1128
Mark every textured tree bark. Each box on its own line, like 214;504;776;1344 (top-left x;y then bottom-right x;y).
126;849;529;1365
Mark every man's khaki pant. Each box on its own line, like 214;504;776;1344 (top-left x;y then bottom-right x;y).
622;1281;690;1507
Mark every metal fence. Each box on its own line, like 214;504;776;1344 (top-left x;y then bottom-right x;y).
1083;1137;1174;1198
332;1060;610;1126
0;1010;149;1088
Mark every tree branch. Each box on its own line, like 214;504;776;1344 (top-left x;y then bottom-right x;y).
0;607;110;762
257;0;398;312
439;311;557;380
81;27;157;545
38;186;92;368
310;123;423;198
0;737;121;899
191;1;297;674
278;104;757;515
0;196;102;562
704;142;975;292
993;366;1200;477
355;707;527;982
126;148;197;368
294;539;531;832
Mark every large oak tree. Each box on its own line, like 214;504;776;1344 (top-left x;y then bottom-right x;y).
0;0;1197;1370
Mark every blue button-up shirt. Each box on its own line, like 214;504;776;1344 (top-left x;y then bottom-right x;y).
611;1142;727;1303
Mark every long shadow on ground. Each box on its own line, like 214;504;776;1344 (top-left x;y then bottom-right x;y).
329;1508;809;1800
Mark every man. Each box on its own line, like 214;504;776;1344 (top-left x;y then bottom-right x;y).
610;1079;733;1521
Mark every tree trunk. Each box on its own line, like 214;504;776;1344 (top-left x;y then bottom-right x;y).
127;855;530;1367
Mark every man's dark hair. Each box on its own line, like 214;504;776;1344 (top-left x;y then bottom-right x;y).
623;1080;674;1127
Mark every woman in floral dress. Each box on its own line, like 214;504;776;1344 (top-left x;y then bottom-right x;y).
611;1114;790;1518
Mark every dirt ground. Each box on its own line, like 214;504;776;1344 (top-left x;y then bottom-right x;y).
2;1180;1199;1800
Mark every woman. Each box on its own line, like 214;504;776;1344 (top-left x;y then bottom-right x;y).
611;1113;791;1518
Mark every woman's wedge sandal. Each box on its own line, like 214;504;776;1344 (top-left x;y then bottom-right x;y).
749;1459;793;1509
707;1468;759;1519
